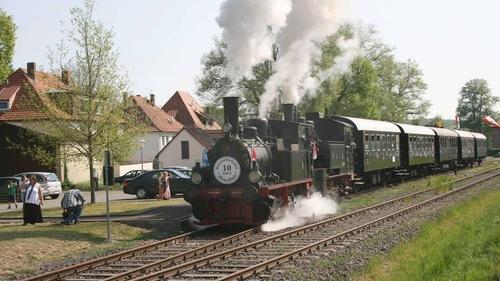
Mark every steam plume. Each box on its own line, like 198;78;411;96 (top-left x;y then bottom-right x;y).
261;192;338;232
216;0;291;93
303;35;361;94
259;0;348;116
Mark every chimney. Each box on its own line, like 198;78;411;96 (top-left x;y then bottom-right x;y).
27;62;36;80
282;104;296;122
223;96;239;137
149;94;155;105
61;70;70;85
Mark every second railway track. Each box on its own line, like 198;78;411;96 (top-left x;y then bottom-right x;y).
22;167;500;281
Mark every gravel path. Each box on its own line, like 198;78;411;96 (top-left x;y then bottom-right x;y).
262;177;500;281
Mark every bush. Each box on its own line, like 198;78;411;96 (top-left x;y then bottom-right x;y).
62;179;75;191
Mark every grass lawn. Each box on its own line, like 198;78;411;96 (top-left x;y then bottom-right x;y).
355;189;500;281
0;197;188;218
0;221;173;279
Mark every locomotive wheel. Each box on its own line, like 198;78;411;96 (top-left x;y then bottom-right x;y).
252;199;271;222
192;203;207;221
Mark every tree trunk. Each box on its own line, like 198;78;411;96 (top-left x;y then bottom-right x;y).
89;155;96;203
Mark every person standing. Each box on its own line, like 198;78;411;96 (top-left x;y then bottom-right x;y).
18;175;29;203
23;175;44;225
61;186;86;225
7;180;18;209
92;168;99;191
163;172;171;200
158;172;165;200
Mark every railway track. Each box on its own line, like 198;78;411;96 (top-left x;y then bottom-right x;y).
22;168;499;281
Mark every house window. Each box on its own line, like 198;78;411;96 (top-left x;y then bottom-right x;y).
181;141;189;159
0;101;9;110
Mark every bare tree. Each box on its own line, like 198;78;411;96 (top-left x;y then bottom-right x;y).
32;0;145;203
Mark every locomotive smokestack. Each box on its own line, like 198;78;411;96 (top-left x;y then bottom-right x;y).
223;96;239;137
283;104;296;122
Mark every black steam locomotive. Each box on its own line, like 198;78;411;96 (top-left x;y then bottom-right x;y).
184;97;487;225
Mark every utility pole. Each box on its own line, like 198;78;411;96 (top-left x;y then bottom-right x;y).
104;150;112;242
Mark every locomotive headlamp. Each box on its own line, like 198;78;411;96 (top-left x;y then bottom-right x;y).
223;123;232;134
191;172;202;185
249;170;262;184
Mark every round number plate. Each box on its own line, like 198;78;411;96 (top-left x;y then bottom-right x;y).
213;156;241;184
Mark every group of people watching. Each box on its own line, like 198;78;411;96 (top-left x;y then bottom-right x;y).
6;171;172;225
6;175;85;225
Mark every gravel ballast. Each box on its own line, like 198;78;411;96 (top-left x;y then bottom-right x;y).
263;177;499;281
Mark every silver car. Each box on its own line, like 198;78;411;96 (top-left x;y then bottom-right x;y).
14;172;63;199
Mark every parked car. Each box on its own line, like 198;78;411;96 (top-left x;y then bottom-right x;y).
0;177;22;202
123;169;191;199
164;166;192;177
115;170;146;184
13;172;62;199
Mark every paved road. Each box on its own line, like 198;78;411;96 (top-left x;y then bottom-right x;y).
0;190;137;213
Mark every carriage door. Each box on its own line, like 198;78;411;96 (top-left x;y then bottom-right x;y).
344;127;355;174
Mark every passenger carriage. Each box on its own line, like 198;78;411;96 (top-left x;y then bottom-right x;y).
452;129;476;166
471;132;487;163
395;123;436;176
331;116;400;185
431;127;459;168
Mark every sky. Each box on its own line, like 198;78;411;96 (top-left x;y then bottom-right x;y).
2;0;499;119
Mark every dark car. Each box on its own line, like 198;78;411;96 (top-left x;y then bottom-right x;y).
115;170;145;184
0;177;22;202
123;169;191;199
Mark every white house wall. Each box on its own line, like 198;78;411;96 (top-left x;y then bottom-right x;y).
129;132;176;164
157;130;206;169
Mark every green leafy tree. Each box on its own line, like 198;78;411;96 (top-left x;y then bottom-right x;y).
0;9;16;82
196;38;278;121
303;24;429;121
198;23;429;122
456;79;499;132
32;0;145;203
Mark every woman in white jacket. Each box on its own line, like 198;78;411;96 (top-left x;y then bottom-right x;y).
23;175;44;225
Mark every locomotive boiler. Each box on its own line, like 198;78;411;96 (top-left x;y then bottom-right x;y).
184;97;317;225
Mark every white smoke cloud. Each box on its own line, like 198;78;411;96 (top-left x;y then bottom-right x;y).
259;0;348;117
261;192;338;232
302;35;361;95
216;0;291;94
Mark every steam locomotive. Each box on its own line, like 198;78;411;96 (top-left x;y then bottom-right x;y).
183;97;487;225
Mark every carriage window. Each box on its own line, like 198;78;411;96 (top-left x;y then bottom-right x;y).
371;134;375;151
365;134;369;150
377;135;381;151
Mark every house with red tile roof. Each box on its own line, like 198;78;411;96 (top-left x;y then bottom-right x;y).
127;94;183;166
161;91;221;130
155;126;224;169
0;62;73;179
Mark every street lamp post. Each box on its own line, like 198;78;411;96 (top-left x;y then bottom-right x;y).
139;139;145;171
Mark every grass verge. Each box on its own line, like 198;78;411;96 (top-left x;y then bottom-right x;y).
0;197;188;218
340;160;500;212
0;221;176;279
356;189;500;281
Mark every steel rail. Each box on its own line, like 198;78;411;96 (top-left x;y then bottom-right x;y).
129;168;500;281
101;227;259;281
23;167;499;281
217;170;500;281
20;226;218;281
